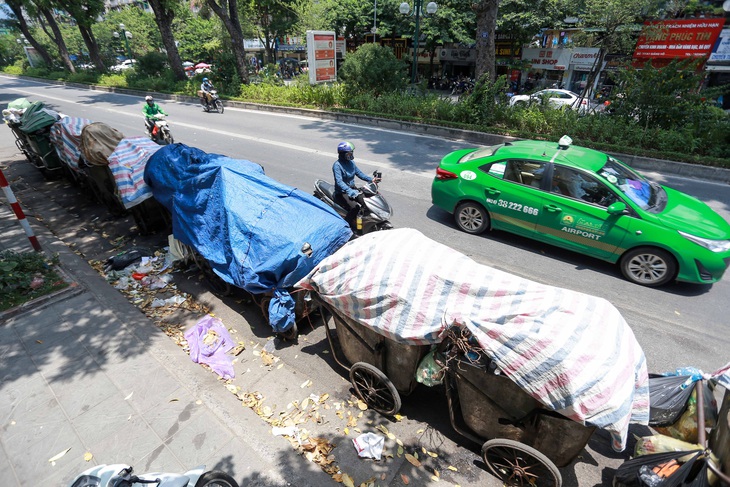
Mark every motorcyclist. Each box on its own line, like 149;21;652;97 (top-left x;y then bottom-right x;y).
332;141;380;233
200;77;214;107
142;95;167;135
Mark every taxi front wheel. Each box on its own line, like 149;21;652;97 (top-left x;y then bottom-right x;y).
620;247;677;287
455;202;490;234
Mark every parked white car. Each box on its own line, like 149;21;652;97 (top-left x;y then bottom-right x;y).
110;59;137;73
509;89;600;114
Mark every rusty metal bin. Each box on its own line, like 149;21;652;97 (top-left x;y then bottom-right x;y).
450;359;595;468
316;298;429;415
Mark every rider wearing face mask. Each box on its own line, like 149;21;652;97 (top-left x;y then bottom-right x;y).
332;141;379;233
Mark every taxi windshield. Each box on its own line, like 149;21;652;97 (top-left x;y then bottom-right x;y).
460;144;504;163
599;157;666;212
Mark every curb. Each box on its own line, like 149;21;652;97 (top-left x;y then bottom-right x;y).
11;74;730;184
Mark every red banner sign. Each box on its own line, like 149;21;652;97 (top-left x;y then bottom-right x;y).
633;18;725;59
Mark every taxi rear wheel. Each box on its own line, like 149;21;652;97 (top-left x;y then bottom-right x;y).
455;202;490;234
620;247;677;287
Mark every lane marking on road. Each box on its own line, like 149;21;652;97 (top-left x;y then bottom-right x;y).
5;81;436;178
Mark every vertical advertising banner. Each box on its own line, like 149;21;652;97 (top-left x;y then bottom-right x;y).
306;31;336;84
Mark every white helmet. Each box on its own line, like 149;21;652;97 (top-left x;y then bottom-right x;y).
145;95;153;102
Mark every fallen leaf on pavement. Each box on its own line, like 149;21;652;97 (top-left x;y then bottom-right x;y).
357;400;368;410
405;453;421;467
401;474;410;484
83;452;93;462
447;465;458;471
48;447;71;464
169;398;179;402
301;379;312;388
342;474;355;487
124;392;133;400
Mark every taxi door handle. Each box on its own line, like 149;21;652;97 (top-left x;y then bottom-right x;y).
485;187;501;196
544;204;562;213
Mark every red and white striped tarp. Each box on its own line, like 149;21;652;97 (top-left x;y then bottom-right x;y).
107;137;161;209
49;117;93;172
296;228;649;451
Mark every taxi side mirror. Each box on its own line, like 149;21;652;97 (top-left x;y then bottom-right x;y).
607;201;628;215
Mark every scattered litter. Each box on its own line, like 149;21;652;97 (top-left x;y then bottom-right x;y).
114;277;132;290
352;432;385;460
272;426;299;437
184;315;235;379
48;447;71;465
141;274;171;289
104;247;153;271
150;295;187;308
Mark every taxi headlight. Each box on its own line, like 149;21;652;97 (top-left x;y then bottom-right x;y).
678;231;730;253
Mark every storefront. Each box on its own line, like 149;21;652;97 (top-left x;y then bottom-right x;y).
566;47;600;94
439;46;475;78
520;48;571;90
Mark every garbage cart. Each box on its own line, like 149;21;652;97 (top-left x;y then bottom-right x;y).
297;228;652;487
18;101;63;179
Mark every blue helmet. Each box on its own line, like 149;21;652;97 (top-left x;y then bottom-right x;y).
337;141;354;159
203;77;209;82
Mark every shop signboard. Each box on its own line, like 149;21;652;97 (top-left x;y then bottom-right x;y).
708;28;730;62
570;47;600;71
633;18;725;59
306;30;336;84
521;48;572;70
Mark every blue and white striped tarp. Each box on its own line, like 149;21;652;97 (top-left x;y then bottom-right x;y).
108;137;161;209
49;117;93;171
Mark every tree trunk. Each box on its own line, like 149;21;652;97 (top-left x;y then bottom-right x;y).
78;24;106;72
147;0;187;81
38;7;75;73
6;0;54;67
206;0;250;83
473;0;498;81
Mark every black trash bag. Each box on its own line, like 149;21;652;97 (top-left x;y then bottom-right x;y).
104;247;154;272
649;375;696;426
614;450;708;487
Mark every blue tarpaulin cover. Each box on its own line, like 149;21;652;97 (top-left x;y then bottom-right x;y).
144;143;352;332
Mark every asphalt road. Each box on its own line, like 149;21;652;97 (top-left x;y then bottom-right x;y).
2;75;729;486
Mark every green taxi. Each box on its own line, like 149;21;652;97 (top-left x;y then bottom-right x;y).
431;136;730;286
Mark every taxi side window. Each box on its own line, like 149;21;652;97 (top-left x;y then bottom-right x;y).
551;166;619;207
503;160;547;188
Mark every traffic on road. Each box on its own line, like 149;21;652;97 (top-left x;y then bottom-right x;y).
2;76;729;487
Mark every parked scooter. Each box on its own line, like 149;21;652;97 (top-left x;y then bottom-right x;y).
313;171;393;234
147;113;174;145
201;90;224;114
67;463;238;487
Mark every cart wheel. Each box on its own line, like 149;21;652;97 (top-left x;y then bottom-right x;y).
481;439;562;487
349;362;401;416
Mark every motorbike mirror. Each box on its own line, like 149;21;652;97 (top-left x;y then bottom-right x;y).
373;171;382;179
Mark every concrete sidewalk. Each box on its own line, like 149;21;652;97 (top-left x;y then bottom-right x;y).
0;181;331;485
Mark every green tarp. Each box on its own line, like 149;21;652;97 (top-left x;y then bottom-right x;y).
19;101;61;133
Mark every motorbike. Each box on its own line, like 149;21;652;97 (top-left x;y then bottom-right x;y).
147;114;174;145
200;90;224;114
67;463;238;487
313;171;393;235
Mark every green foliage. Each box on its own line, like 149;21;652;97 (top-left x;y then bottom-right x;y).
209;52;242;96
0;251;66;311
3;64;23;74
460;74;510;125
137;51;169;77
338;43;407;96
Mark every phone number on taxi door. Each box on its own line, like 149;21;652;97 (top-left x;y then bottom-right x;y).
488;199;539;216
